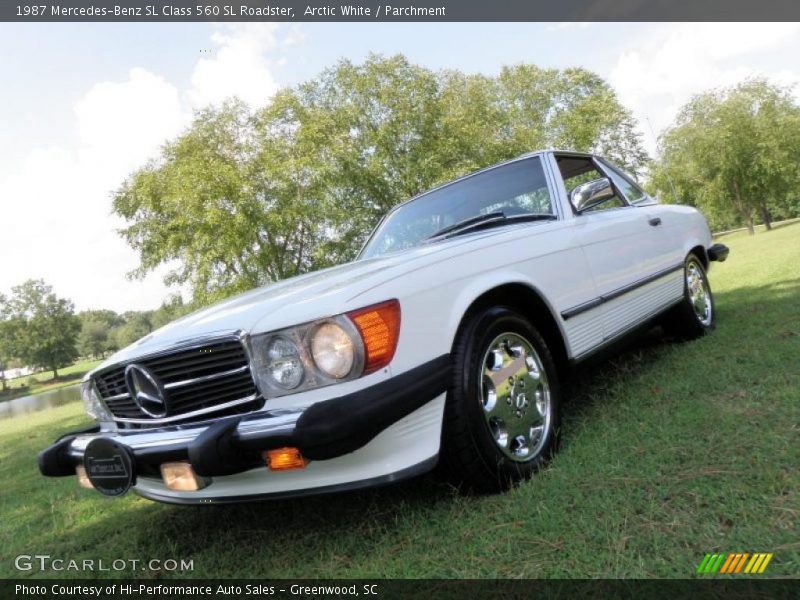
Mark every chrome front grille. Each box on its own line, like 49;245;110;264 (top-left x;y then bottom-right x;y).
94;337;263;427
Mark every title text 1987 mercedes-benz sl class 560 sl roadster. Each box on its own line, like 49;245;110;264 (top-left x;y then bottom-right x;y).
39;150;729;503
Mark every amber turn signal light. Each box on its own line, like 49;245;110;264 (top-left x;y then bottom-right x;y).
265;447;306;471
347;299;401;374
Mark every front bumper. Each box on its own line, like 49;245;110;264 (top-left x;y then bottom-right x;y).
39;355;450;499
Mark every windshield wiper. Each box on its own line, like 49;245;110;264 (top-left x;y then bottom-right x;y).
425;211;556;242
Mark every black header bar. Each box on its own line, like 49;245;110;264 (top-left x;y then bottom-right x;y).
5;0;800;22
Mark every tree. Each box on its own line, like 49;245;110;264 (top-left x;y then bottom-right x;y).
151;295;192;330
111;311;153;349
78;319;109;358
493;65;649;176
5;280;80;378
77;309;122;357
0;294;12;391
652;79;800;233
114;54;648;305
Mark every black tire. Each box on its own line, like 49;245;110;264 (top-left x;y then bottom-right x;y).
440;306;561;492
663;254;716;340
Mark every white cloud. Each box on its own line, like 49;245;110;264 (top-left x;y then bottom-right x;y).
188;23;282;108
75;67;187;182
1;24;301;312
282;24;309;47
609;23;800;155
0;68;187;313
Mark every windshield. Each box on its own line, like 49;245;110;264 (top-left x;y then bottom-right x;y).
360;157;554;259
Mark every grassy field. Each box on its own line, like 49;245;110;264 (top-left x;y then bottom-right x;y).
1;224;797;579
0;359;102;402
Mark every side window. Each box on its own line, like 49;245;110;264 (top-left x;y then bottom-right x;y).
556;155;626;213
599;160;647;204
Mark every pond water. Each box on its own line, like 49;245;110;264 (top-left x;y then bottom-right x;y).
0;384;81;419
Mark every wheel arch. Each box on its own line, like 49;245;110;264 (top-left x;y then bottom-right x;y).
450;281;571;380
688;244;709;269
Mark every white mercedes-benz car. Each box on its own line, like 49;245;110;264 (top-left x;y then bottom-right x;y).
39;150;729;504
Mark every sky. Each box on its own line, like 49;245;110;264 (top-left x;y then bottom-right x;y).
2;22;800;313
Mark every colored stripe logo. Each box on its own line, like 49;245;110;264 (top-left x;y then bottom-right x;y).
697;552;773;574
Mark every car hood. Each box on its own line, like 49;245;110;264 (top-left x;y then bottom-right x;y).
98;258;392;366
96;221;559;370
98;247;442;368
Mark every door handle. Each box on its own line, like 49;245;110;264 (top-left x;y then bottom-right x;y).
648;217;662;227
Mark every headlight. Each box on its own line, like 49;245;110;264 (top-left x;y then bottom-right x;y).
265;336;304;389
311;323;354;379
250;299;400;398
81;378;112;422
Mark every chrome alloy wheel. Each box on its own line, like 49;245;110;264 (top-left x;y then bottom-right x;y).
687;262;712;327
479;332;551;462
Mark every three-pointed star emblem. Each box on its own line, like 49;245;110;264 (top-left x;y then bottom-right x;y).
124;364;168;418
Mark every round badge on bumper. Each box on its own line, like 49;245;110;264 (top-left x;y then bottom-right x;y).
83;438;135;496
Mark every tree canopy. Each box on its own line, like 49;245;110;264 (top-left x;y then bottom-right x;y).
3;280;81;378
75;298;191;359
114;54;647;305
651;79;800;233
77;309;122;358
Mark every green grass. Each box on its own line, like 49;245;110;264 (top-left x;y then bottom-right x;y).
1;224;798;579
1;359;102;402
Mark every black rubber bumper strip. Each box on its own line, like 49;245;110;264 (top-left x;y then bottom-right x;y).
38;435;82;477
40;354;451;478
223;353;452;466
291;353;451;461
707;243;730;262
38;424;101;477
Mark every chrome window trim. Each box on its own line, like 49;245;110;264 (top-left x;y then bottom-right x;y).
595;157;649;205
553;151;636;214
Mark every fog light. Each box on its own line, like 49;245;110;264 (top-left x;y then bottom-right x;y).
265;447;306;471
160;462;206;491
75;465;94;489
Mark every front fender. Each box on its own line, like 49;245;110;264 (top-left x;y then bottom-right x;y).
443;272;563;348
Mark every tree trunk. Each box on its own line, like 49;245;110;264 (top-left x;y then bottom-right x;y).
732;180;755;235
52;366;59;379
759;202;773;231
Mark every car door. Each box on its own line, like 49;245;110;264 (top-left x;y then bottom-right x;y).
574;206;663;341
596;158;681;274
555;154;667;344
586;159;684;340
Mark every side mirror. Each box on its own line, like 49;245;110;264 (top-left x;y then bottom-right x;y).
569;177;615;213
